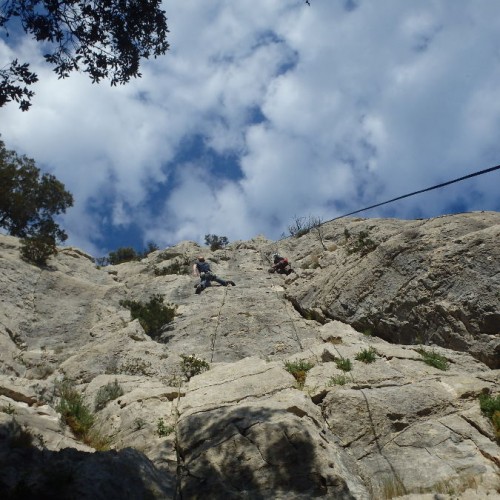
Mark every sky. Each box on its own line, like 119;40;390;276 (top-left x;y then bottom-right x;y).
1;0;500;258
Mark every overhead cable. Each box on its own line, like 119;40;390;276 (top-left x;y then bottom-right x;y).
322;163;500;224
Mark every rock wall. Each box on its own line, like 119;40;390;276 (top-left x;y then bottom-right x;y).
0;212;499;498
278;211;500;368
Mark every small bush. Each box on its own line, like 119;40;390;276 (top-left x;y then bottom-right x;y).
180;354;210;381
118;358;154;376
492;412;500;441
94;379;124;411
417;348;449;371
96;243;160;266
346;230;377;256
56;380;95;440
134;418;147;431
120;294;176;339
325;336;343;345
479;393;500;441
335;357;352;372
20;235;56;266
479;393;500;418
154;256;191;276
143;241;159;255
56;380;111;450
157;251;183;261
284;359;315;388
355;347;377;364
328;375;347;386
85;428;113;451
204;234;229;251
157;418;174;437
108;247;140;265
2;402;16;415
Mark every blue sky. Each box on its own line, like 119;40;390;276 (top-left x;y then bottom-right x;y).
1;0;500;257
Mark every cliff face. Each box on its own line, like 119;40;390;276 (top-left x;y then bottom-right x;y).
0;212;499;499
281;211;500;369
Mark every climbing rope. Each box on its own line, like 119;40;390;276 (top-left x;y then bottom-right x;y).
260;249;304;352
326;164;500;222
280;163;500;240
209;283;229;363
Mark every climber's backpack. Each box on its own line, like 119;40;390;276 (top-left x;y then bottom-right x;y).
197;261;211;273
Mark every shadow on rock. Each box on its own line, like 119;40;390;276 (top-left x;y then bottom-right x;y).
177;405;358;499
0;419;174;499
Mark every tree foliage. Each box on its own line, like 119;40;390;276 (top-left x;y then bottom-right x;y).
107;246;139;265
0;59;39;111
0;139;73;264
0;0;169;110
119;294;176;340
95;241;159;266
204;234;229;251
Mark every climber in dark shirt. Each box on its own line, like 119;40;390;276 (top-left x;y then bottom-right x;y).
192;256;235;294
270;253;294;275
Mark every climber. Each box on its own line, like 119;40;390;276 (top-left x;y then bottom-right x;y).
192;256;235;294
268;253;294;275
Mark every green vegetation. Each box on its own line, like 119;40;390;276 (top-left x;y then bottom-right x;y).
117;358;154;376
55;379;111;450
2;402;16;415
417;348;449;371
325;336;342;345
479;393;500;418
346;230;377;256
107;247;140;265
1;0;169;110
157;251;183;261
335;357;352;372
94;379;124;411
355;347;377;364
284;359;315;388
479;393;500;442
96;241;160;266
156;417;174;437
134;418;147;431
204;234;229;251
154;256;191;276
0;138;73;265
180;354;210;381
120;294;176;340
328;375;347;386
56;379;94;440
20;235;57;266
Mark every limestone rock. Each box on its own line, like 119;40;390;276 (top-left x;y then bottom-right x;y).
280;212;500;368
0;212;499;498
177;357;369;499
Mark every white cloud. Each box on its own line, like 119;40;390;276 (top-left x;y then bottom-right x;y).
1;0;500;254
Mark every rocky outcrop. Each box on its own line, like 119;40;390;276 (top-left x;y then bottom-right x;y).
0;213;499;498
278;211;500;368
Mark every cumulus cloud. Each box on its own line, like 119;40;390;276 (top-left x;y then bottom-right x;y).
1;0;500;255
